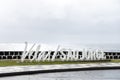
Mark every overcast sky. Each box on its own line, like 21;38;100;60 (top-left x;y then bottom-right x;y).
0;0;120;50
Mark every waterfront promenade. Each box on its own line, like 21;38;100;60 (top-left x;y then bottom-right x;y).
0;62;120;77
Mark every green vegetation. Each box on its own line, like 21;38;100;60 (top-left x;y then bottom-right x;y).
111;59;120;63
0;60;120;67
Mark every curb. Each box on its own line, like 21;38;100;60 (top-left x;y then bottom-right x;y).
0;66;120;77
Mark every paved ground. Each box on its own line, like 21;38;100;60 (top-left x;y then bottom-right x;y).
0;63;120;74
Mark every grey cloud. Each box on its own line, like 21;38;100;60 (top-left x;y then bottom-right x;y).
0;0;119;51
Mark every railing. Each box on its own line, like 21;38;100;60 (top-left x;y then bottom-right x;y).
0;51;120;60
